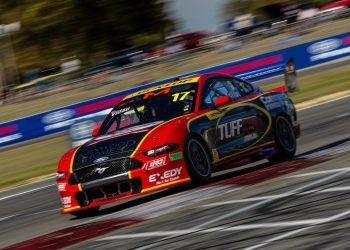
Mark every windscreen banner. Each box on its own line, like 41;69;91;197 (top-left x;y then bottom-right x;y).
0;32;349;147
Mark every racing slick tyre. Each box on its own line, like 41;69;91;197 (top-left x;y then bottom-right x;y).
70;206;100;218
269;115;296;163
185;137;212;183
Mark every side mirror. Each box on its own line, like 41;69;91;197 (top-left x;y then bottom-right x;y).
92;127;100;137
214;95;231;108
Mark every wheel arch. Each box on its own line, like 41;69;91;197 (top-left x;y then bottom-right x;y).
185;132;213;162
274;111;292;124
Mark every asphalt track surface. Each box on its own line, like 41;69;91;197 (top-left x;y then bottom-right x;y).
1;96;350;249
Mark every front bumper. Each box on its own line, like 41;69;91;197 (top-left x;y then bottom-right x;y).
58;153;191;214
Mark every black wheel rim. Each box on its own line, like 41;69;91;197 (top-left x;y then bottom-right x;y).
188;140;210;176
277;117;295;151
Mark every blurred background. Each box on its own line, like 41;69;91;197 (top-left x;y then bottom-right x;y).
0;0;349;187
0;1;350;249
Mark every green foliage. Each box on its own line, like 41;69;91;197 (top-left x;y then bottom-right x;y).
0;0;173;71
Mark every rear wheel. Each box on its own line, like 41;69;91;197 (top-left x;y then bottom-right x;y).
269;116;296;163
70;206;100;218
185;137;212;183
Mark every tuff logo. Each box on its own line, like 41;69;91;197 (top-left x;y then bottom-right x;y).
218;119;243;140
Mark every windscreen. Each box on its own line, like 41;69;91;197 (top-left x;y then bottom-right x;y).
99;83;197;135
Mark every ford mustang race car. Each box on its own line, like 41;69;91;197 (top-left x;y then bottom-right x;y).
56;73;300;216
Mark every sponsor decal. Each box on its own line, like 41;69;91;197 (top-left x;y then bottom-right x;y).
260;94;285;104
0;124;18;135
244;132;258;143
42;109;75;124
149;166;182;185
143;88;171;100
218;119;242;140
61;196;72;208
264;102;281;111
56;172;67;180
260;94;285;110
145;156;167;170
343;36;350;45
259;147;275;157
216;54;283;75
57;183;66;192
70;120;96;141
169;152;183;161
124;77;199;99
44;120;75;132
111;107;131;116
237;65;284;80
146;145;169;156
0;133;23;144
212;149;220;162
93;156;109;164
206;111;224;121
310;47;350;62
307;39;341;55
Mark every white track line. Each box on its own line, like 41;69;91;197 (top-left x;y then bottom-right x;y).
0;214;18;222
285;167;350;178
0;184;54;201
203;186;350;207
301;186;350;195
195;169;349;229
244;209;350;250
135;168;350;250
98;219;323;240
201;195;286;207
98;215;344;241
335;112;350;119
83;186;242;225
297;94;350;112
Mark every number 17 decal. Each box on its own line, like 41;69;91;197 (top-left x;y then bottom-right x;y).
172;91;190;102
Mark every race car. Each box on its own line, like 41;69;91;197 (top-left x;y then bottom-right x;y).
56;73;300;216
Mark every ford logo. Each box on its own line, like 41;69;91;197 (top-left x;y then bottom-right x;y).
93;156;109;164
307;39;341;55
42;109;75;124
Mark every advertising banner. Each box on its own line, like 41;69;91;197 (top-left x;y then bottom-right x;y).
1;32;349;147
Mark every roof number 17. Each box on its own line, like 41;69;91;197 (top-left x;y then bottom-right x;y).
172;91;190;102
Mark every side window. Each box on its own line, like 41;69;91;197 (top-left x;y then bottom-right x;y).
119;110;141;129
202;78;242;108
231;78;254;95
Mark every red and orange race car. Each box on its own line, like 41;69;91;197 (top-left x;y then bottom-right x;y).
56;73;300;216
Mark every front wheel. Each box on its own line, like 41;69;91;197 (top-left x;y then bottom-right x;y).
185;137;212;183
269;116;296;163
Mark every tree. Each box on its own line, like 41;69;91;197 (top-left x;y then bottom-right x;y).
0;0;174;71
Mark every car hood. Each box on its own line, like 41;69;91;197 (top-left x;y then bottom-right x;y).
72;121;163;171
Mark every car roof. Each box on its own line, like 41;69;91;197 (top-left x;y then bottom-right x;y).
122;72;236;100
123;76;200;100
